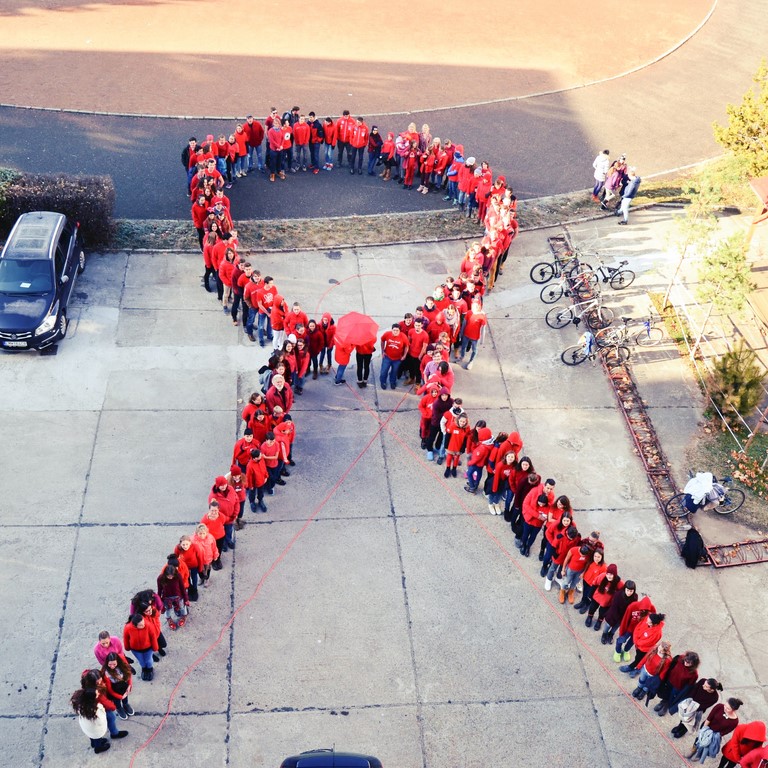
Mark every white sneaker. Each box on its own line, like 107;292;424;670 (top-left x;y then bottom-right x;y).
466;361;473;370
494;505;502;515
544;578;553;591
488;503;496;515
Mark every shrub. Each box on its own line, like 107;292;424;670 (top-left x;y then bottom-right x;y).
709;341;766;427
0;171;115;246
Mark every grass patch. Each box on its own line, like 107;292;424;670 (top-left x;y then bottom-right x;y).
649;291;697;350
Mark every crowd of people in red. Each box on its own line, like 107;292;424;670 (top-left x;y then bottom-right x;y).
185;109;522;247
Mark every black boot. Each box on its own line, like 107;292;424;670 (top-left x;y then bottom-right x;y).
141;667;151;681
585;614;593;628
188;585;199;602
593;619;603;631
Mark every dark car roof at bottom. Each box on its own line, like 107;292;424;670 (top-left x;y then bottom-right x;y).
2;211;66;261
282;750;382;768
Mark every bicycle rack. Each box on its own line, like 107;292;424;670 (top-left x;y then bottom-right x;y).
548;233;768;567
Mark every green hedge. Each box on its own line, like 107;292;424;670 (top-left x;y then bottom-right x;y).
0;169;115;246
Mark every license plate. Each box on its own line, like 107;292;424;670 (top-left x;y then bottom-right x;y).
3;341;28;348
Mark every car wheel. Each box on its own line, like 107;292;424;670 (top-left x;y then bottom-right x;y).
77;250;86;274
58;312;68;340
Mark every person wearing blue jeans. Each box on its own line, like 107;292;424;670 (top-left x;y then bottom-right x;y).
379;324;407;389
616;168;641;224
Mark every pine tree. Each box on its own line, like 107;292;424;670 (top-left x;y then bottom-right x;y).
710;341;766;425
696;232;755;313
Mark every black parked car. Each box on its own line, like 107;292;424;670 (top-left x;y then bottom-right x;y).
279;749;382;768
0;211;85;351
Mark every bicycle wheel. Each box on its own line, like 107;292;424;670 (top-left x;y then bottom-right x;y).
602;345;630;367
573;278;597;300
665;492;690;519
540;283;564;304
716;488;745;515
545;305;573;329
530;262;555;284
610;269;636;290
594;327;620;348
565;261;592;278
635;326;664;346
561;345;591;365
584;306;614;330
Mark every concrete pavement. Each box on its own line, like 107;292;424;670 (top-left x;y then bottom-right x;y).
1;211;766;767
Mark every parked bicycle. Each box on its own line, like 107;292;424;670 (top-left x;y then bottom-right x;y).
545;294;614;330
561;332;629;367
539;270;595;304
665;471;746;519
594;315;664;348
529;253;592;284
579;255;636;291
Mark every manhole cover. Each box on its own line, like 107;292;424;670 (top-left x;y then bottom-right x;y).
326;250;342;260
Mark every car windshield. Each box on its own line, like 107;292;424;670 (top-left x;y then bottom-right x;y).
0;258;53;293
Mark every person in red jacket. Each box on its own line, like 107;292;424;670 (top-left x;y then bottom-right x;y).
318;312;336;373
403;142;419;189
307;319;324;379
176;535;203;601
226;465;247;530
335;110;355;167
261;432;285;492
620;613;666;675
631;640;673;702
233;123;248;178
442;411;470;478
379;324;408;389
610;593;655;660
323;117;336;170
488;450;518;515
100;652;133;720
202;500;226;570
244;115;265;172
267;121;284;181
459;299;487;370
246;447;269;513
284;302;309;337
401;319;429;386
266;373;294;414
191;194;209;250
348;117;369;175
558;540;592;603
209;477;239;553
122;614;159;680
291;114;311;171
740;738;768;768
585;564;622;630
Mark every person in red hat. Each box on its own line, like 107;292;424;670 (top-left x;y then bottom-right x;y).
226;465;247;530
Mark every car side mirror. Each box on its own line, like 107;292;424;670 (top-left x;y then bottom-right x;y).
61;274;69;284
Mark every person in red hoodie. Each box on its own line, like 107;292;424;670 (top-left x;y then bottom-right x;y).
403;141;419;190
379;131;396;180
418;384;440;446
246;447;269;513
209;477;239;553
620;613;666;675
270;293;289;350
463;426;494;493
558;540;592;603
307;319;324;380
584;564;623;630
322;117;336;170
226;465;247;530
290;115;311;172
156;564;189;631
335;110;355;167
175;534;203;602
284;302;309;337
720;721;767;768
740;736;768;768
348;117;369;175
191;193;209;250
610;593;654;659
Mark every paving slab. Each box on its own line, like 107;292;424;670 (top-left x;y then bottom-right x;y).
231;518;415;711
82;410;232;524
0;718;44;768
0;529;76;716
0;411;97;525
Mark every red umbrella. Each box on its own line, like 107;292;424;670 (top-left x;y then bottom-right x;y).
334;312;379;347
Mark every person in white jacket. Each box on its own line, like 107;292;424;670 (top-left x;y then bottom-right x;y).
592;149;611;201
